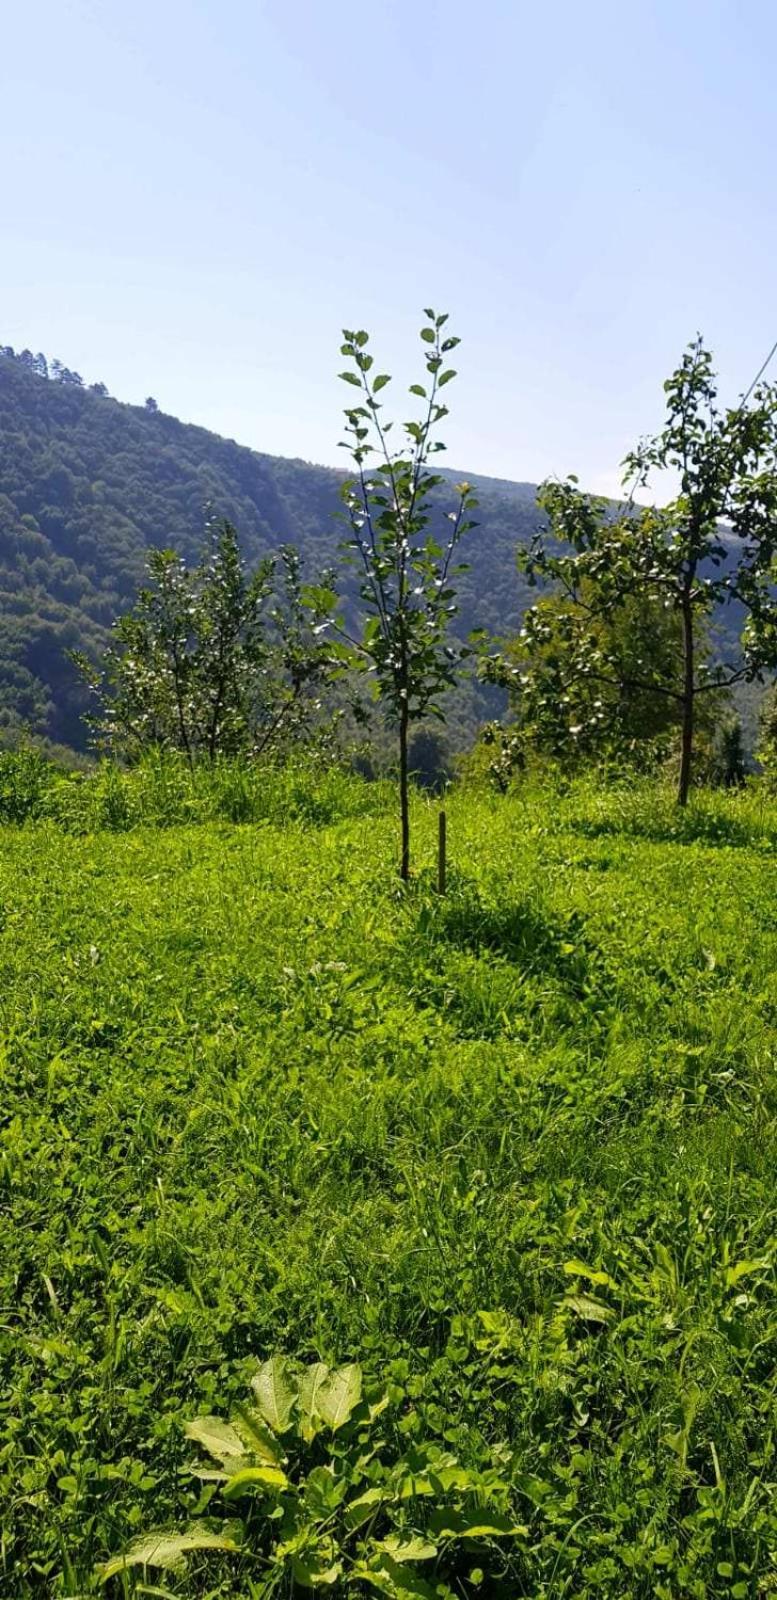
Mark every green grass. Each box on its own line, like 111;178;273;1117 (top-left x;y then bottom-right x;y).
1;772;775;1596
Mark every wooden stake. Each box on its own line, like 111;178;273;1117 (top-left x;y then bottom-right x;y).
437;809;447;895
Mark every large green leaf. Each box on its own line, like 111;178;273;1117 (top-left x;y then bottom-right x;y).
303;1464;347;1516
290;1553;343;1587
223;1464;289;1498
297;1361;330;1441
562;1259;617;1289
232;1401;285;1463
250;1356;297;1433
375;1533;438;1563
315;1362;362;1431
100;1526;239;1580
344;1485;384;1528
184;1416;246;1466
428;1507;528;1539
561;1292;614;1323
356;1553;438;1597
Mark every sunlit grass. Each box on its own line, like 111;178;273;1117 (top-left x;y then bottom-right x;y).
0;767;775;1595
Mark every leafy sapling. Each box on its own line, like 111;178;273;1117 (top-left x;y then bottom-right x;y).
334;311;477;878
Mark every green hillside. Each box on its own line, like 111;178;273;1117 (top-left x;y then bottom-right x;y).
0;354;537;750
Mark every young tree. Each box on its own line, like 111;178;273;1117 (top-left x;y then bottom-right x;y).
145;396;159;412
519;339;777;803
73;520;336;763
335;310;476;878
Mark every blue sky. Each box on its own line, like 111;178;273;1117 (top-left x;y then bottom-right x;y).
3;0;775;492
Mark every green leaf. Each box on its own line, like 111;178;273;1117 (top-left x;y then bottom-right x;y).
304;1464;348;1516
316;1362;362;1430
420;328;436;344
562;1292;614;1323
409;384;427;398
183;1417;246;1465
438;370;456;386
232;1402;285;1463
427;1463;482;1493
428;1507;528;1539
344;1485;384;1528
251;1355;297;1432
100;1526;239;1580
356;1555;438;1597
562;1259;617;1289
298;1360;330;1441
373;374;391;392
376;1534;438;1563
133;1585;182;1599
222;1464;289;1498
291;1553;343;1587
725;1258;769;1288
339;371;362;387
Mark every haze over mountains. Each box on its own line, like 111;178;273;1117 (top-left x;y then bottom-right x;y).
0;351;540;751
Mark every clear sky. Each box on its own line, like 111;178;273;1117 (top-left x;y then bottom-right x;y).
3;0;776;493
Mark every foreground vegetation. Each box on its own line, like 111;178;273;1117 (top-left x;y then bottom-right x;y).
1;763;775;1595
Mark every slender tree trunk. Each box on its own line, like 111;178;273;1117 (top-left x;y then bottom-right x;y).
678;588;694;806
399;701;410;881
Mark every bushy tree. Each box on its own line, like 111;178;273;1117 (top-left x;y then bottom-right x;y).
485;580;688;769
515;340;777;803
73;520;336;763
335;310;476;878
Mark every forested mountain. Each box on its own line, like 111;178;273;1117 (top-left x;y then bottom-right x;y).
0;351;538;750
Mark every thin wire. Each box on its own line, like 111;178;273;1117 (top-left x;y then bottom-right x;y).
738;336;777;412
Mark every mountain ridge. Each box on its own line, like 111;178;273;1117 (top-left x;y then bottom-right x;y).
0;353;537;749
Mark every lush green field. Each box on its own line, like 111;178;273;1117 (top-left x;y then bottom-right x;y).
1;775;776;1596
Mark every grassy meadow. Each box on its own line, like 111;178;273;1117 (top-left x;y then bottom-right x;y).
1;765;776;1596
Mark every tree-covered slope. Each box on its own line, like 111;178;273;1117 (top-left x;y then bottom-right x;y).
0;354;537;749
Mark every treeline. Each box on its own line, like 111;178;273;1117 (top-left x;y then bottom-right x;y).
0;341;160;408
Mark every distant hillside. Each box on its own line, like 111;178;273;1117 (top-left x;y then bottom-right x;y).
0;353;538;750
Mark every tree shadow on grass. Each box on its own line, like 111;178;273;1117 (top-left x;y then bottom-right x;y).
568;807;775;851
397;882;615;1043
414;878;605;994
